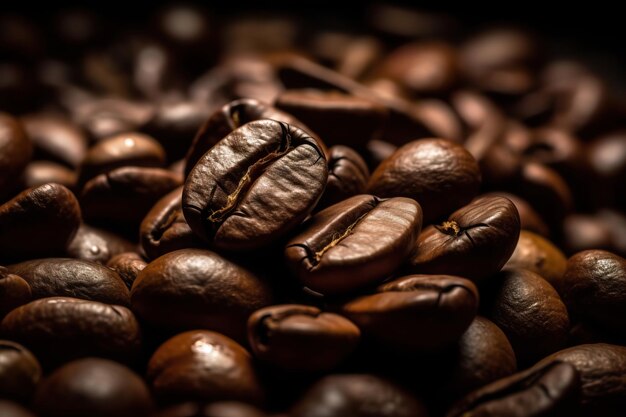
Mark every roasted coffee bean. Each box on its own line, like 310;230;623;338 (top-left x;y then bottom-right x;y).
290;374;429;417
504;230;567;292
316;145;369;211
0;113;32;198
140;187;202;260
588;131;626;209
447;360;579;417
20;114;87;168
131;249;272;342
408;195;520;283
81;166;182;227
66;223;136;264
368;139;481;224
0;183;81;261
183;119;327;251
0;340;41;404
365;139;397;170
274;89;387;148
1;297;141;368
154;402;268;417
106;252;146;289
534;343;626;416
0;401;36;417
490;192;549;237
184;98;322;177
247;304;360;372
147;330;263;404
488;269;569;365
8;258;129;306
78;132;166;185
342;274;478;351
0;267;31;318
285;194;422;295
33;358;152;417
560;250;626;334
562;214;615;254
21;161;77;190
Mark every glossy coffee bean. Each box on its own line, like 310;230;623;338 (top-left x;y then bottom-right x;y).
368;139;481;224
0;401;36;417
81;166;182;227
490;192;549;237
78;132;166;185
1;297;141;368
560;250;626;334
0;113;32;198
106;252;146;289
33;358;152;417
66;223;136;264
285;194;422;295
409;196;520;283
21;161;77;190
447;360;579;417
274;89;387;148
316;145;369;211
290;374;429;417
147;330;263;404
0;340;41;404
0;267;31;318
154;402;268;417
488;269;569;365
0;183;81;261
504;230;567;292
534;343;626;416
8;258;129;306
20;113;87;168
184;98;320;177
342;274;478;351
140;187;202;260
183;119;327;251
247;304;360;372
131;249;272;342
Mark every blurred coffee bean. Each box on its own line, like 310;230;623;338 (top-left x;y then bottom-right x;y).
588;130;626;209
154;402;267;417
106;252;146;289
316;145;369;211
21;161;77;190
0;267;31;318
0;340;41;404
21;114;87;168
562;214;614;254
0;113;32;199
364;139;397;170
490;192;550;237
66;223;136;264
0;401;36;417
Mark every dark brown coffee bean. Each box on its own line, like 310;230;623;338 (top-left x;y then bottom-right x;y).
316;145;369;211
0;113;32;198
562;214;614;255
368;139;481;224
33;358;152;417
183;119;327;251
106;252;146;289
561;250;626;334
274;89;388;148
447;360;579;417
0;401;36;417
0;340;41;404
504;230;567;292
147;330;263;404
20;114;87;168
285;194;422;295
140;187;202;260
408;196;520;283
365;139;397;170
66;223;136;264
1;297;141;368
81;166;182;227
71;97;153;141
488;269;569;365
0;183;81;261
78;132;166;185
21;161;77;190
154;402;268;417
8;258;129;306
534;343;626;416
588;131;626;209
131;249;272;342
413;99;465;143
342;274;478;351
247;304;360;372
290;374;429;417
0;267;31;318
489;192;549;237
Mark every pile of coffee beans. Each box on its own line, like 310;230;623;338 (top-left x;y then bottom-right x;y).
2;4;626;417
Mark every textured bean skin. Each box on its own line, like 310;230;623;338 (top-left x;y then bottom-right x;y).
342;274;479;351
0;113;32;198
66;224;136;264
0;184;81;261
147;330;263;405
106;252;146;289
409;196;520;283
0;267;31;318
33;358;152;417
0;340;41;404
286;195;422;295
316;145;370;211
8;258;129;306
1;297;141;368
247;304;360;372
131;249;273;342
183;119;328;251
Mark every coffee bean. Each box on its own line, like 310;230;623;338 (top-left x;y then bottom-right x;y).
106;252;146;289
20;161;77;190
0;401;36;417
0;340;41;404
154;402;268;417
0;267;31;318
316;145;369;211
490;192;549;237
66;223;136;264
0;113;32;198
